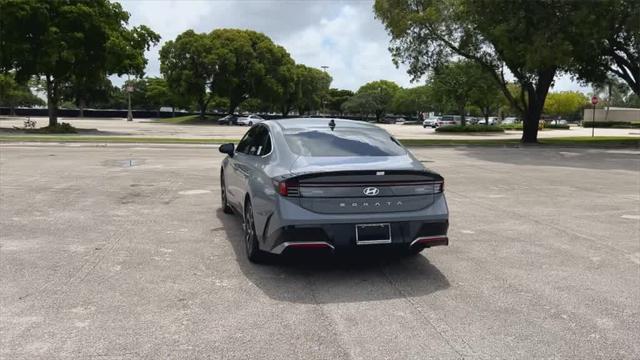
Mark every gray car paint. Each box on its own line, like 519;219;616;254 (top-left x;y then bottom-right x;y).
221;118;448;252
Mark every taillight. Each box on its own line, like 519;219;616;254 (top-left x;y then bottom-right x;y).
436;180;444;193
275;180;299;197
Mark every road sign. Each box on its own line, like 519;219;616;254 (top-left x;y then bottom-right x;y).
591;96;598;105
126;85;134;93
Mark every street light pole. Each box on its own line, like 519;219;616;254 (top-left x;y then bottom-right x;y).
126;74;133;122
320;65;329;116
590;95;598;137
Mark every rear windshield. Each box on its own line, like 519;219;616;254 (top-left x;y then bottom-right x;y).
283;128;406;157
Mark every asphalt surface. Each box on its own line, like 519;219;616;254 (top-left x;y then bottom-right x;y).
1;144;639;359
2;116;639;140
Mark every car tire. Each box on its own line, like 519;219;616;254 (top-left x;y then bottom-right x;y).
248;121;253;126
221;172;233;214
243;199;266;263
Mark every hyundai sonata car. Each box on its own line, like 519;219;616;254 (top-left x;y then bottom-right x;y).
219;118;449;262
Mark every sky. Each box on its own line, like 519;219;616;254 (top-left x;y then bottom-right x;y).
115;0;590;93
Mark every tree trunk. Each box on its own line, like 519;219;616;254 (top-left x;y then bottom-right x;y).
198;98;206;120
46;75;58;127
520;69;555;143
78;98;86;118
172;106;175;118
459;106;466;126
9;105;15;116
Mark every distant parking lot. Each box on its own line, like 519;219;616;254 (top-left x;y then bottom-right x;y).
1;144;638;359
1;116;639;140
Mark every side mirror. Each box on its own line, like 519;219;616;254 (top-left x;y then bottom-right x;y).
219;143;235;157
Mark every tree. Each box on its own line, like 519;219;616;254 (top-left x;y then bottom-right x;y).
374;0;601;142
341;92;377;119
430;62;476;125
571;0;639;97
62;75;113;117
466;64;504;123
0;0;159;127
543;91;587;119
391;85;432;116
325;88;354;116
0;73;44;114
294;64;332;115
211;29;298;114
160;30;216;119
352;80;400;121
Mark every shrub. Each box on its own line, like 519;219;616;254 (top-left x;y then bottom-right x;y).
545;124;570;129
435;124;504;133
33;122;77;134
581;121;640;128
499;123;523;130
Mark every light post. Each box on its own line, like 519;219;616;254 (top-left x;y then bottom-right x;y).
126;74;134;122
591;95;598;137
320;65;329;116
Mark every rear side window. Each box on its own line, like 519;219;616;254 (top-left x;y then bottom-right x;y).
283;128;406;157
237;125;272;156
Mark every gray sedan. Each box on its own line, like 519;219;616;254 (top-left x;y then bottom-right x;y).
219;118;449;262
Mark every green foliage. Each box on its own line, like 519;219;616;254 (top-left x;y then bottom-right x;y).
435;125;504;133
160;29;304;117
0;73;44;112
31;122;77;134
325;88;354;115
570;0;639;96
0;0;160;126
391;85;431;115
544;124;570;129
294;64;332;114
500;123;524;130
374;0;607;142
581;121;640;128
543;91;588;119
343;80;400;120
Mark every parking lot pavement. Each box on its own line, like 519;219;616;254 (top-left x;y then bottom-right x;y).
1;144;639;359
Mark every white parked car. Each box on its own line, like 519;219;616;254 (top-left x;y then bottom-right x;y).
549;119;568;126
502;117;519;124
477;117;498;125
236;114;265;126
422;117;440;128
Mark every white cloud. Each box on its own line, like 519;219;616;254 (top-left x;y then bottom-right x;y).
114;0;587;93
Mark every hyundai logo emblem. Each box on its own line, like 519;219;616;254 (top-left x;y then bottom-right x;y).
363;187;380;196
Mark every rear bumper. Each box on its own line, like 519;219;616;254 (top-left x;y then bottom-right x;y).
265;220;449;254
259;193;449;254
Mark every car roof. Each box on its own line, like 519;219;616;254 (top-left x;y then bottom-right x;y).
266;118;381;132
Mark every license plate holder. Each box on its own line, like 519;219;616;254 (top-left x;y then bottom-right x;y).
355;223;391;245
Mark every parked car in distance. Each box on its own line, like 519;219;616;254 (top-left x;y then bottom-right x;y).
437;115;461;127
548;119;568;126
237;114;265;126
218;118;449;262
502;117;520;124
218;114;239;125
477;117;498;125
423;117;440;128
382;117;406;124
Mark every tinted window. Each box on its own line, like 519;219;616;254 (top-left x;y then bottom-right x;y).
237;126;271;156
283;128;406;157
236;126;260;154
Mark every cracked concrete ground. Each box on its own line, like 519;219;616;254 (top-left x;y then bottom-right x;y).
1;144;638;359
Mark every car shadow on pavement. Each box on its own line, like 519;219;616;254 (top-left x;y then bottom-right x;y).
215;209;450;304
